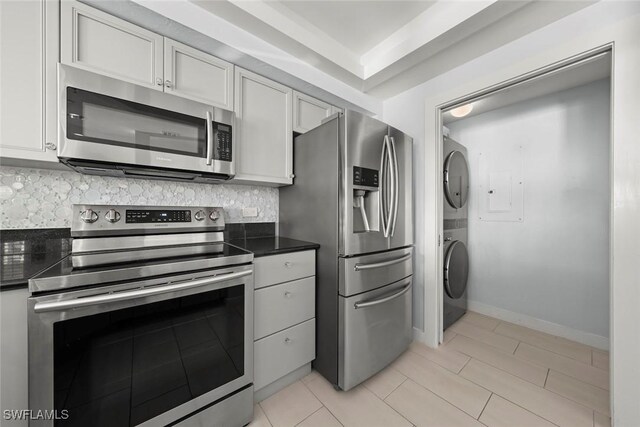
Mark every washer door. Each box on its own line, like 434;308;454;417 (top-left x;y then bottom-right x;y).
444;240;469;299
444;150;469;208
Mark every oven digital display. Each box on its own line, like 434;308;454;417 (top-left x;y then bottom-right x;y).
126;209;191;223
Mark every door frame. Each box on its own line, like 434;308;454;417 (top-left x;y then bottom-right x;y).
433;44;613;345
416;35;640;425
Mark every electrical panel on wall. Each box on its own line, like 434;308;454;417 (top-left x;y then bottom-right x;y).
478;146;523;222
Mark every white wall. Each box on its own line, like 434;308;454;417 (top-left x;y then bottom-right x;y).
448;79;610;343
383;2;640;423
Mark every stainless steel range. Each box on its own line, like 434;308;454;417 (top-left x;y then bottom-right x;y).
28;205;254;427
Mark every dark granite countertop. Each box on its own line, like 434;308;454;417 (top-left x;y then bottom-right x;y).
0;229;71;291
227;236;319;257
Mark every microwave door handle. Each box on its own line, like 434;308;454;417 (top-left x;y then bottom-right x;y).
33;270;252;313
206;111;214;165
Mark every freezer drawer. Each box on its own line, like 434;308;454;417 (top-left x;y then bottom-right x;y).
339;247;412;296
338;277;412;391
254;277;315;340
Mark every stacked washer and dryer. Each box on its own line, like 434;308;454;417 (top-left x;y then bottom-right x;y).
443;136;470;330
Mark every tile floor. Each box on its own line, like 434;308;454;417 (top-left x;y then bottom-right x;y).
249;311;610;427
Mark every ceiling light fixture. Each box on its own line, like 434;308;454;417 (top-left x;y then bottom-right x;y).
450;104;473;118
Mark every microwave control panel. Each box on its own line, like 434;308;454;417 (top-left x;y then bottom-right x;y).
214;123;232;162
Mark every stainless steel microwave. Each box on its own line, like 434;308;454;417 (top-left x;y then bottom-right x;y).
58;64;235;182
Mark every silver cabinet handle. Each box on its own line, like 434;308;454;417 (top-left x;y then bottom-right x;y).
45;142;57;151
165;79;172;88
389;136;400;237
206;111;213;166
284;291;292;298
284;261;292;268
284;337;292;343
33;270;252;313
354;252;411;271
156;78;163;86
354;282;412;309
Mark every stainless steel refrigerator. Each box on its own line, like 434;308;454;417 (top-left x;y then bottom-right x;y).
280;110;413;390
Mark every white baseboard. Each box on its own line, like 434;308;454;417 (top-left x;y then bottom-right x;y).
467;300;609;350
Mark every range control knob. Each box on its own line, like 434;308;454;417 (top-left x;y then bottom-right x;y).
80;209;98;224
105;209;121;223
194;210;206;221
209;210;220;221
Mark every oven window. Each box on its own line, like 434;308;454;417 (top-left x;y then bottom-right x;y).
66;87;207;158
53;285;245;426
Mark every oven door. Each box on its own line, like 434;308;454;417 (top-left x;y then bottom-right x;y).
58;64;234;179
28;264;253;427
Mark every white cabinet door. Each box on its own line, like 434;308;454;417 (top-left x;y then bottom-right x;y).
163;38;234;110
293;91;333;133
0;0;59;164
61;1;163;89
233;68;293;185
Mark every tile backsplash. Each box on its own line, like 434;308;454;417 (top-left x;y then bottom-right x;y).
0;167;278;229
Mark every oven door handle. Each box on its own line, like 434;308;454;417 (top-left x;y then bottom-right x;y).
33;270;252;313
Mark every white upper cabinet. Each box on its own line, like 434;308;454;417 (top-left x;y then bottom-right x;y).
61;1;163;89
163;38;234;110
233;68;293;186
293;91;334;134
61;1;235;108
0;0;59;163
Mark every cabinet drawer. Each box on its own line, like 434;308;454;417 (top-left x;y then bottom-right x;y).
254;319;315;390
254;250;315;289
255;277;315;340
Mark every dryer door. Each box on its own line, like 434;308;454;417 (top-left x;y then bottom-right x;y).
444;240;469;299
444;150;469;209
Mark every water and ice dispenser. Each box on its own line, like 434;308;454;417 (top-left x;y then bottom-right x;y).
352;166;380;233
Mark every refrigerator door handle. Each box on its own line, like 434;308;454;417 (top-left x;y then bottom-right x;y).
379;135;392;237
389;136;400;237
386;135;395;237
353;281;412;309
353;252;412;271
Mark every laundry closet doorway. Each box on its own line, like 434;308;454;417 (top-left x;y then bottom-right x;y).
440;51;611;349
424;45;617;414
